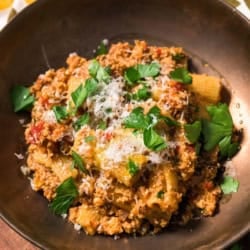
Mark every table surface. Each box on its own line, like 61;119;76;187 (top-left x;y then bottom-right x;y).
0;0;249;249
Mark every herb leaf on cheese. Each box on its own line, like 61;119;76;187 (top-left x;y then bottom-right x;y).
123;107;150;130
49;177;79;215
88;59;111;83
11;85;35;112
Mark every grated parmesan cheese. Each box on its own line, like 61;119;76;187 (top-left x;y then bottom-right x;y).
14;153;24;160
42;110;57;124
104;133;146;163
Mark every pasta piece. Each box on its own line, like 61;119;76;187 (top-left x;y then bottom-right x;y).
189;74;221;118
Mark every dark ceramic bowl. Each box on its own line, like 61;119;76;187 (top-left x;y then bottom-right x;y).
0;0;249;249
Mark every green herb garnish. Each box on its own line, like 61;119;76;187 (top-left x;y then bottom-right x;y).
123;107;150;130
71;84;87;108
88;59;111;83
127;159;139;175
169;67;192;84
49;177;78;215
11;85;35;112
124;67;141;85
71;79;98;108
73;113;90;131
147;106;178;127
184;121;202;144
172;53;185;63
157;190;165;199
72;151;88;174
143;127;167;152
137;62;160;78
97;120;107;130
132;85;151;101
95;41;108;56
124;62;160;85
219;136;240;159
53;106;68;122
84;135;96;143
202;103;233;151
220;176;239;194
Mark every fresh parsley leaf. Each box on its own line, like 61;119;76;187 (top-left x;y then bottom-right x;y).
84;78;98;95
97;120;107;130
123;107;150;130
127;159;139;175
95;41;108;56
88;59;100;78
157;190;164;199
124;62;160;85
96;66;111;83
88;60;111;83
172;53;185;63
169;67;192;84
71;79;98;109
202;103;233;151
11;85;35;112
137;62;160;78
147;106;178;127
220;176;239;194
143;127;167;151
124;67;140;85
133;85;151;100
73;113;90;131
219;136;239;159
184;121;202;144
53;106;68;122
206;103;233;127
71;84;87;108
84;135;96;143
72;151;88;174
49;177;78;215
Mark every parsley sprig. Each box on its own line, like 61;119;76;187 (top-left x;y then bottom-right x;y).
202;103;239;158
72;151;88;174
49;177;79;215
169;67;192;84
123;106;177;151
124;62;160;86
220;176;239;194
127;159;139;175
11;85;35;112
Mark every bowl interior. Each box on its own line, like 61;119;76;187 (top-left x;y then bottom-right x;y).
0;0;249;249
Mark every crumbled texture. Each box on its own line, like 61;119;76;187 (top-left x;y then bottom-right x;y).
24;40;222;236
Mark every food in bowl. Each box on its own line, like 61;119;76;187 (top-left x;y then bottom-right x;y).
11;40;240;236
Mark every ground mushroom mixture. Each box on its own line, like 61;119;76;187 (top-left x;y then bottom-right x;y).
12;40;240;236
